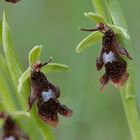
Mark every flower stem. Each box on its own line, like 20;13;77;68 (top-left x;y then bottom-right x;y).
92;0;140;140
120;88;140;140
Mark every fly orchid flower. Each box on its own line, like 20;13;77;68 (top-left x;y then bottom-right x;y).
29;58;73;127
81;23;132;91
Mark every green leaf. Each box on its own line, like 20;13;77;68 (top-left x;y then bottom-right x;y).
18;68;30;94
108;24;130;39
2;11;26;110
0;54;10;77
0;54;19;111
84;12;106;23
2;11;22;85
29;45;42;66
0;20;2;44
42;63;69;73
105;0;127;28
0;69;17;111
92;0;107;20
76;31;103;53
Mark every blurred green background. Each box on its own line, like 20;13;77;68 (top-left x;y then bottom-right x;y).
0;0;140;140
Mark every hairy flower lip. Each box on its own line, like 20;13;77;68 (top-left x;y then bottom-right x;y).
37;95;73;128
38;111;59;128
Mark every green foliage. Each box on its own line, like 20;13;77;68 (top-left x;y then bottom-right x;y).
18;68;30;94
108;24;130;39
42;63;69;73
29;45;42;66
2;12;22;86
76;31;103;53
84;12;106;23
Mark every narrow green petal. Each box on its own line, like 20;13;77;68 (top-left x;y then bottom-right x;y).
18;68;30;94
42;63;69;73
84;12;106;23
29;45;42;65
76;31;103;53
109;24;130;39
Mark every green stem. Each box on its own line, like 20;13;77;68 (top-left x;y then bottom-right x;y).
92;0;140;140
120;88;140;140
40;127;55;140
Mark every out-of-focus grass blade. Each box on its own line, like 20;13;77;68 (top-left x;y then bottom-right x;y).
2;12;26;110
0;70;16;111
105;0;126;28
29;45;42;66
42;63;69;73
76;31;103;53
2;12;22;85
18;68;30;94
0;21;2;44
84;12;106;23
0;54;10;77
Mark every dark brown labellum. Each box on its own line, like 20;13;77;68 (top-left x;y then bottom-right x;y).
37;92;72;127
